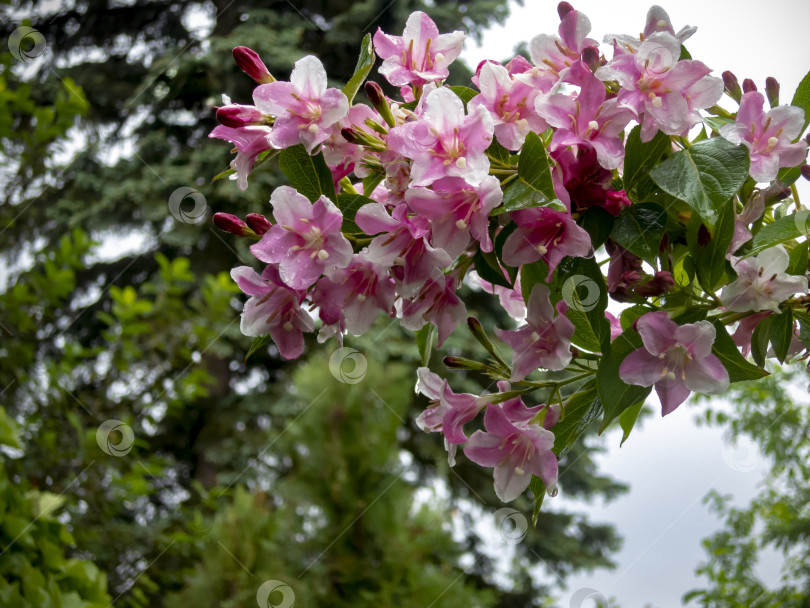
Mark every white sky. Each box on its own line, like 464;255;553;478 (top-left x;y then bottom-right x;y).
464;2;810;606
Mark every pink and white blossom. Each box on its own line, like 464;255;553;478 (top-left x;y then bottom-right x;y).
400;274;467;346
253;55;349;153
495;284;575;381
209;125;273;191
721;245;808;313
464;402;558;502
604;5;696;54
230;266;313;360
501;207;592;281
404;175;503;258
415;367;488;446
250;186;353;290
373;11;464;87
719;92;808;183
388;87;494;187
528;4;598;78
619;312;729;416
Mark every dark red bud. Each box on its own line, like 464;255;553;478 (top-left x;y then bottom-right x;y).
216;105;264;128
697;223;711;246
364;81;385;107
742;78;757;94
634;271;675;297
722;71;742;103
801;164;810;182
213;212;251;236
341;127;362;145
232;46;274;84
557;1;575;19
245;213;272;235
765;77;780;108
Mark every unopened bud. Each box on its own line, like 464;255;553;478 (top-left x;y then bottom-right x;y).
341;127;363;145
443;356;488;371
213;212;254;237
604;189;632;216
557;1;575;19
232;46;275;84
582;46;600;72
216;104;264;128
697;223;711;246
245;213;272;235
801;164;810;182
742;78;757;94
634;271;675;297
364;81;396;127
722;71;742;103
765;77;780;108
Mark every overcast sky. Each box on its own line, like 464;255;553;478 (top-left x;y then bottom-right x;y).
463;1;810;606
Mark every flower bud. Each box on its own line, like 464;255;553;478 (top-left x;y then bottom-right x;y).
364;81;396;128
245;213;272;235
697;223;711;246
634;271;675;297
765;77;780;107
722;71;742;103
801;164;810;182
742;78;757;94
341;127;363;145
557;1;575;19
216;104;264;128
232;46;275;84
443;356;488;371
604;189;632;216
213;212;254;237
582;46;600;72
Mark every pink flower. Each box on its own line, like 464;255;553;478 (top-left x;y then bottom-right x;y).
250;186;353;290
404;175;503;259
720;92;808;183
604;5;696;54
721;246;807;313
528;5;598;78
552;145;613;215
468;61;549;150
471;271;526;321
606;311;622;341
253;55;349;153
619;312;729;416
501;207;592;282
230;266;313;360
356;203;452;298
311;253;396;336
536;61;634;169
373;11;464;87
495;284;575;382
209;125;273;191
731;311;771;357
415;367;487;445
400;274;467;347
388;87;494;187
596;33;722;142
464;403;558;502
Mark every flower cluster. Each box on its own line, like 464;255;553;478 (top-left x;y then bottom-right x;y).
210;5;810;504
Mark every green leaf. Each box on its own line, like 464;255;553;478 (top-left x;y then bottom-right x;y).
473;249;511;288
579;206;615;250
796;311;810;349
518;131;556;201
777;165;802;187
789;241;809;275
245;335;273;362
791;69;810;133
490;179;551;216
416;324;436;366
336;193;373;234
279;145;337;202
554;256;610;353
649;138;749;225
751;315;773;367
702;116;733;134
686;199;734;292
342;34;375;104
597;329;653;432
553;382;603;460
710;320;769;382
486;138;513;167
447;85;478;106
618;401;645;447
611;202;667;260
362;171;384;196
519;260;549;302
747;212;808;256
0;407;21;449
769;309;793;363
529;477;546;524
622;126;670;197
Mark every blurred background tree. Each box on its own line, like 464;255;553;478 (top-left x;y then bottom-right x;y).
685;368;810;607
1;0;627;605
